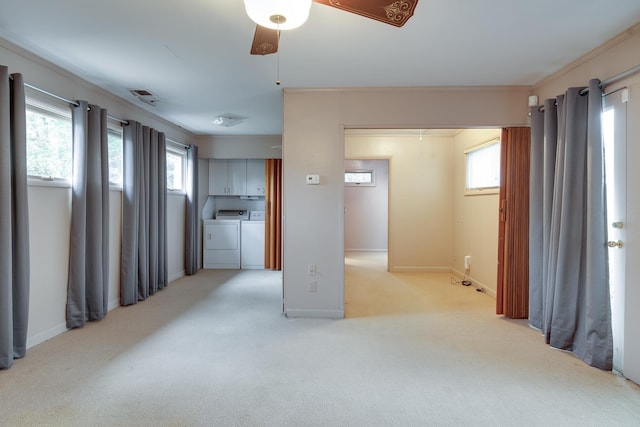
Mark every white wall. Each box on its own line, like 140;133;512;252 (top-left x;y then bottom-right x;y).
26;187;187;349
167;193;187;282
344;159;388;252
451;129;501;295
282;87;531;318
533;23;640;384
27;189;124;347
197;135;282;159
1;38;195;349
197;158;210;270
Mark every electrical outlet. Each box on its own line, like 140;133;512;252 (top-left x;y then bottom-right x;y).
464;256;471;270
309;281;317;292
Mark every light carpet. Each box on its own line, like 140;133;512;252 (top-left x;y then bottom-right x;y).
1;252;639;426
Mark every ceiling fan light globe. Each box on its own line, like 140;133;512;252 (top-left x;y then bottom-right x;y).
244;0;312;30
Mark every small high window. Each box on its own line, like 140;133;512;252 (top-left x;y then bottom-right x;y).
465;139;500;195
26;104;72;182
345;169;375;186
107;128;123;187
166;144;186;192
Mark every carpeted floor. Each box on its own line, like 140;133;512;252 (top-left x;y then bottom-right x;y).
1;252;639;426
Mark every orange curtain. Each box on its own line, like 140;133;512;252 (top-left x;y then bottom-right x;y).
265;159;282;270
497;127;530;318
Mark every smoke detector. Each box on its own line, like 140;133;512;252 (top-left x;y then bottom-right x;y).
129;89;161;106
211;113;246;127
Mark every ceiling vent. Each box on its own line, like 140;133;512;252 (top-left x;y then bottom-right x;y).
211;113;246;127
129;89;161;106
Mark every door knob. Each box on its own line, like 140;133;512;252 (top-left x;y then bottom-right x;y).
607;240;624;248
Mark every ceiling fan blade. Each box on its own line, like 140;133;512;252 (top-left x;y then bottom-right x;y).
313;0;418;27
250;25;279;55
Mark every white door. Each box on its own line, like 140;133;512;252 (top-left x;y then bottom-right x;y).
603;88;628;373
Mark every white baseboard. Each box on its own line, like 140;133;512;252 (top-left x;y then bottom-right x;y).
169;270;185;283
450;268;496;298
28;274;185;350
391;266;450;273
285;309;344;319
108;297;120;311
27;322;68;349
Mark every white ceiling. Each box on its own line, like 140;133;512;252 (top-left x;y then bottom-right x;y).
1;0;639;136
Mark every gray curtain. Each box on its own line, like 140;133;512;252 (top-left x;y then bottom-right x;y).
66;101;110;328
529;79;613;370
185;144;199;275
0;67;30;369
121;121;167;305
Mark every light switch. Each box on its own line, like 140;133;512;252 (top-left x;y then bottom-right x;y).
306;174;320;185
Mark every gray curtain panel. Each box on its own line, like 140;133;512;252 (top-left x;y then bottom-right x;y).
185;144;199;275
121;121;167;306
66;102;110;328
0;67;30;369
529;79;613;370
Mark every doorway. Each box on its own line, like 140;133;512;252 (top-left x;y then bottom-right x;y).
603;89;628;373
344;158;389;262
344;128;502;316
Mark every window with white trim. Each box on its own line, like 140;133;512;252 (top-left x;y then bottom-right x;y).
26;100;124;187
465;138;500;195
166;144;186;192
107;128;123;187
26;103;72;182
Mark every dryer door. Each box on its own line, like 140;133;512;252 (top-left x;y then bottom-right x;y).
204;222;239;250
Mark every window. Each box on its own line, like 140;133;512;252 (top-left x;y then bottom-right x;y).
26;101;124;187
26;104;72;181
166;144;186;191
107;128;123;187
345;169;375;186
465;139;500;195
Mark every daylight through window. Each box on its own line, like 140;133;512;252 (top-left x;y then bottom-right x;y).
108;128;123;186
166;146;186;191
26;105;72;181
465;139;500;194
345;170;375;186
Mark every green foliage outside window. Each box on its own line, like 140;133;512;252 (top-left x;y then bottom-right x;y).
26;108;72;179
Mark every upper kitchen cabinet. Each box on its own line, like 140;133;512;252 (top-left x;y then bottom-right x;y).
209;159;247;195
246;159;266;196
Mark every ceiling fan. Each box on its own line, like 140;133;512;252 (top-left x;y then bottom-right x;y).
244;0;419;55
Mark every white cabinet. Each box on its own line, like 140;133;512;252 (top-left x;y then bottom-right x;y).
209;159;247;195
246;159;266;196
208;159;266;196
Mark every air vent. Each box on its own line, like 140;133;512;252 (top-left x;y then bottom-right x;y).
129;89;161;106
211;113;246;127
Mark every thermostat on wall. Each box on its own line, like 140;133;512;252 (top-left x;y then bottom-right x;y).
306;174;320;185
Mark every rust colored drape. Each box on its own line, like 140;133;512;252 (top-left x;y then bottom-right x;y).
497;127;530;318
265;159;282;270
